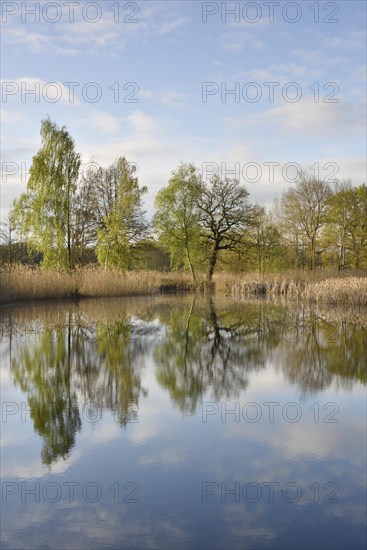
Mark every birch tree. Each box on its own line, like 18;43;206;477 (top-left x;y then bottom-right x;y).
12;118;81;269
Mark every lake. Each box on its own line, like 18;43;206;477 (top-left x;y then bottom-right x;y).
1;295;366;549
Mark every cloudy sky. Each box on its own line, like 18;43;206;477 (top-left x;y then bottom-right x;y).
1;0;366;219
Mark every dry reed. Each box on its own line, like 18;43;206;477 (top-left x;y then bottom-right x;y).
1;265;366;306
0;265;195;305
215;271;367;306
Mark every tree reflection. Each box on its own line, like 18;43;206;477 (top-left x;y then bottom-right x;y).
153;299;366;409
154;297;286;412
10;309;150;465
91;319;148;425
276;311;367;393
6;298;366;465
154;298;208;412
11;314;81;466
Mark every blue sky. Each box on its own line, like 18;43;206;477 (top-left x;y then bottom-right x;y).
1;0;366;219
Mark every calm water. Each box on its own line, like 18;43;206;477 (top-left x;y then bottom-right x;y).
1;295;366;550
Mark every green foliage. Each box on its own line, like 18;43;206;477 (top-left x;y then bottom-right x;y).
229;206;287;274
130;239;170;270
95;157;148;270
7;120;367;275
153;163;204;280
12;118;81;269
353;184;367;268
96;209;130;270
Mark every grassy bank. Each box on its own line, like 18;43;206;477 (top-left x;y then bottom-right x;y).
1;266;367;306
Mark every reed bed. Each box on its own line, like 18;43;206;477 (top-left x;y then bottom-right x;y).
215;271;367;306
0;265;195;305
1;265;366;306
77;267;194;298
304;277;367;306
0;266;80;304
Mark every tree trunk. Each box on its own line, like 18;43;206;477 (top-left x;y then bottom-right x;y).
339;228;347;270
208;294;220;354
310;236;315;270
67;182;72;270
186;245;196;282
105;241;111;270
67;217;72;270
207;245;218;282
184;298;195;373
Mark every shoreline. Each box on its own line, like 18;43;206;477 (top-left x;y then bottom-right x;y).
1;266;367;308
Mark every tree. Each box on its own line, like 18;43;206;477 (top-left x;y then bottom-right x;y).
251;207;285;274
272;197;305;269
324;180;357;270
129;239;170;270
278;173;331;269
0;214;17;264
153;163;203;281
95;157;148;269
76;160;119;251
351;184;367;268
12;118;81;269
71;166;100;264
198;176;254;281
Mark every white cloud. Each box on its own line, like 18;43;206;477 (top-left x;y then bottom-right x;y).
128;110;160;135
157;16;190;35
3;26;53;52
3;16;139;56
329;157;367;184
223;98;366;137
0;108;30;124
219;18;270;51
2;5;190;57
291;48;350;68
321;29;366;53
76;110;121;134
140;89;187;106
234;62;315;82
221;30;264;51
270;99;366;136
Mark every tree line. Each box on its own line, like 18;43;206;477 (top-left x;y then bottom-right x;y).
2;118;366;279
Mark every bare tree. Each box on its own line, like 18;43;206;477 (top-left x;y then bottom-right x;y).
279;173;331;269
198;176;254;281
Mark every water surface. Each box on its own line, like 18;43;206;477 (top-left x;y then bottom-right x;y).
1;296;366;549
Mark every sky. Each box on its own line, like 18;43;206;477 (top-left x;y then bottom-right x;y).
1;0;366;220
